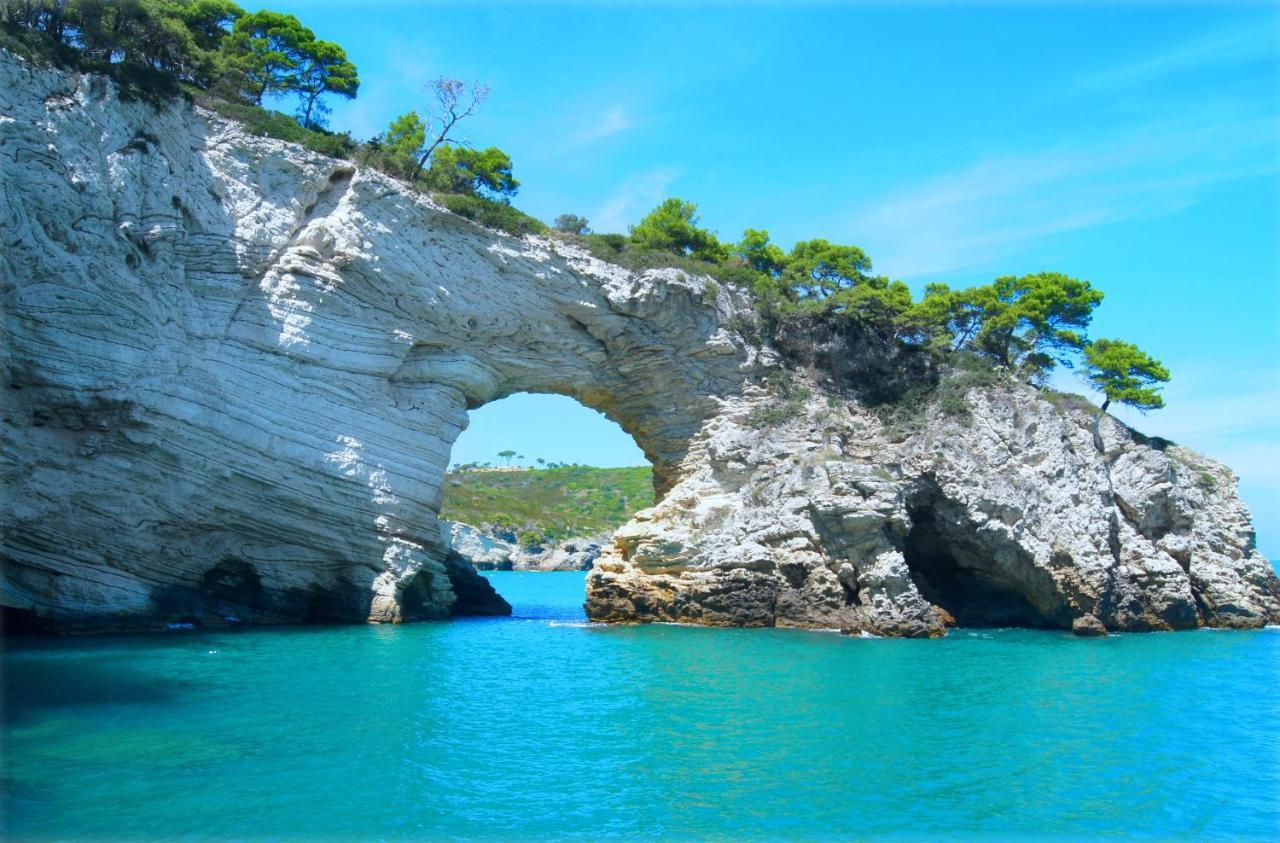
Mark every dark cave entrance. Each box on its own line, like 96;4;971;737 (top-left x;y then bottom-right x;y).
902;500;1055;629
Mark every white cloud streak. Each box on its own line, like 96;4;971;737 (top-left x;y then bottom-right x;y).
573;104;633;144
591;167;684;233
844;19;1280;280
846;113;1278;279
1074;22;1279;93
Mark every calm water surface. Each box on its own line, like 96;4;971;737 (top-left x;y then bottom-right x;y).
3;571;1278;840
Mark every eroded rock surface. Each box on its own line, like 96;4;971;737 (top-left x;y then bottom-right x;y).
0;55;763;631
586;386;1280;635
3;54;1277;634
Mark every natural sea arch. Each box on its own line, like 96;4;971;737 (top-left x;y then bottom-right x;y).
0;110;764;631
210;201;762;630
387;386;662;625
437;392;652;576
351;224;758;625
6;60;1276;635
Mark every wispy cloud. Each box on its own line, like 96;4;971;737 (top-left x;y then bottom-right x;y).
843;19;1280;280
573;104;633;144
591;167;683;233
846;113;1278;279
1074;22;1278;93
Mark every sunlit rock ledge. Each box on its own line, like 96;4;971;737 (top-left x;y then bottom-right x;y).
3;52;1277;636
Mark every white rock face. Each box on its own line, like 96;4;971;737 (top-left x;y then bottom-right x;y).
586;384;1280;635
3;54;1276;634
445;522;519;570
536;537;607;572
0;55;765;630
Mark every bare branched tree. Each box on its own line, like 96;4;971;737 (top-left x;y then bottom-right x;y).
409;78;490;180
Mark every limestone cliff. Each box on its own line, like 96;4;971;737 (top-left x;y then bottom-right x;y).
586;385;1279;635
0;53;765;631
3;53;1277;635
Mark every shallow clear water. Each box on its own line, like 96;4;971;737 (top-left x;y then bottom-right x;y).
3;571;1278;841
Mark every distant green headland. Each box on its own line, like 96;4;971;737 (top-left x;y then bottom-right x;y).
440;466;654;547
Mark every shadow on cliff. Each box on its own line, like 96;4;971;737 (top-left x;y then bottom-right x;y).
901;480;1071;630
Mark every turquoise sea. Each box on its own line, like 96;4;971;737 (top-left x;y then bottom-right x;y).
2;571;1278;841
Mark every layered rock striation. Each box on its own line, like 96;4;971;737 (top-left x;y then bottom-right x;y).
0;54;764;631
3;54;1277;635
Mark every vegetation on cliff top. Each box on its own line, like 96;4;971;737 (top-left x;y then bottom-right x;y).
1;0;544;230
2;0;1170;414
440;465;653;546
570;200;1169;413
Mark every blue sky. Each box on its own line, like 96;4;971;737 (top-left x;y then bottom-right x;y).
267;2;1279;557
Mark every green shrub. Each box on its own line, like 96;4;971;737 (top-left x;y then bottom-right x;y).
871;383;931;440
728;313;761;345
582;232;628;254
932;351;1006;421
748;370;811;428
701;279;721;306
577;234;768;300
748;395;809;428
518;529;547;549
628;198;728;262
935;384;971;419
194;94;356;158
433;193;548;237
441;466;653;543
1041;388;1097;415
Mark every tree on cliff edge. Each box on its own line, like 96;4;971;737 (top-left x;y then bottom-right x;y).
290;37;359;129
221;10;309;104
389;78;491;181
630;198;728;262
1083;338;1170;412
555;214;590;235
220;9;358;127
423;146;519;199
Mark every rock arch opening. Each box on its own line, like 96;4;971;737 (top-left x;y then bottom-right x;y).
439;392;656;606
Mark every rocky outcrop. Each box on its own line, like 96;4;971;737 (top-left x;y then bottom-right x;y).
539;537;608;571
444;522;605;571
3;53;1277;635
586;384;1280;635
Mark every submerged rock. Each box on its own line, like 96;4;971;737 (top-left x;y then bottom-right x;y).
1072;614;1108;637
2;53;1276;635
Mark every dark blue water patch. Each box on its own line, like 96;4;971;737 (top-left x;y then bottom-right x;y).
2;571;1277;840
